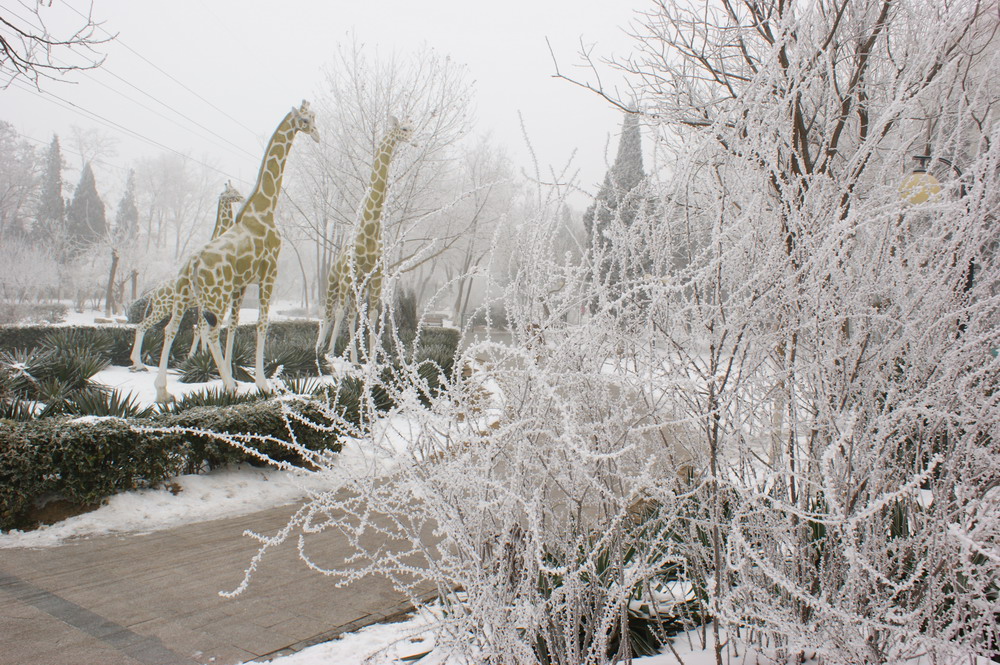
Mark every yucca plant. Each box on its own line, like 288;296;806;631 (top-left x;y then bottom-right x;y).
265;345;318;380
157;385;266;414
0;343;110;418
0;348;46;397
0;396;39;421
277;376;328;396
37;328;115;361
64;389;155;419
38;350;111;392
178;346;254;384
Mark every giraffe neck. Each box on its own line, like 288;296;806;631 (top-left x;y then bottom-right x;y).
238;112;296;234
358;132;399;243
211;195;235;240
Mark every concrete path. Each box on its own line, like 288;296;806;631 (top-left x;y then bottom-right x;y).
0;502;433;665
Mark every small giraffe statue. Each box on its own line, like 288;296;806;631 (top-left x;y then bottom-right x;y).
318;116;414;363
129;181;243;371
154;101;319;403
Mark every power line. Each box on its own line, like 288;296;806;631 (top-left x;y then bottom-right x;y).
0;0;259;162
96;66;259;160
11;126;132;179
58;0;262;140
10;79;250;185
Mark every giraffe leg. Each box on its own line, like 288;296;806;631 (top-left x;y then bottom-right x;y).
328;306;347;357
130;320;152;371
186;318;203;359
224;289;245;373
203;318;236;393
365;275;383;362
316;316;331;357
346;308;359;364
154;308;183;403
255;278;275;393
131;291;168;371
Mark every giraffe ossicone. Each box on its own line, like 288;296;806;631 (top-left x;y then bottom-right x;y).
128;180;244;371
154;101;319;403
318;115;414;365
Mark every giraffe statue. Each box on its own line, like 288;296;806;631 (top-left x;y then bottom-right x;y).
128;181;243;371
154;101;319;403
317;116;414;363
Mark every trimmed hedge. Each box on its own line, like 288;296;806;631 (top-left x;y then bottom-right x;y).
146;398;341;470
0;324;137;366
0;320;322;368
0;397;344;531
0;416;185;530
0;320;462;531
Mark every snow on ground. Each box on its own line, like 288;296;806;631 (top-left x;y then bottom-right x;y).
260;613;992;665
0;465;327;548
94;364;262;405
57;303;310;328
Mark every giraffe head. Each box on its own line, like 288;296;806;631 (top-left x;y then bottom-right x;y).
220;180;243;205
291;100;321;143
389;115;415;145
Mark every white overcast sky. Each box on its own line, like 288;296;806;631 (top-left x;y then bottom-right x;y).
3;0;643;202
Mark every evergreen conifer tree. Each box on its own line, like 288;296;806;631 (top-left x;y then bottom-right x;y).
65;162;106;252
114;169;138;238
583;112;650;297
35;134;65;241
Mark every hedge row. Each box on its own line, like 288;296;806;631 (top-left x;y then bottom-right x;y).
0;320;323;367
0;397;344;531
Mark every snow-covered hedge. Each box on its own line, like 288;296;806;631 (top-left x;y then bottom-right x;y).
0;397;343;530
0;415;183;530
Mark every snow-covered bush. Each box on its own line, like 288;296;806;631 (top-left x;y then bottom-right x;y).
216;3;998;664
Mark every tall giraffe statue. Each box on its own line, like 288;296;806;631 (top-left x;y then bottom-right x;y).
154;101;319;403
128;180;243;371
318;116;414;363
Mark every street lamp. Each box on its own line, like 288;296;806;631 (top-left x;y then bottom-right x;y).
900;148;978;337
898;152;966;205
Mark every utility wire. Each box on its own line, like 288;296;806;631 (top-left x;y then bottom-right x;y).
1;0;259;161
82;66;258;160
10;79;249;184
12;127;132;179
59;0;262;140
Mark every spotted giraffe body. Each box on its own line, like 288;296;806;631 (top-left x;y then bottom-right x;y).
318;116;413;362
128;181;243;371
154;101;319;403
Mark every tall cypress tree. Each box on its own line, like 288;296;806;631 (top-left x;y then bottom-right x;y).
583;112;649;294
35;134;65;242
65;162;107;252
114;169;139;238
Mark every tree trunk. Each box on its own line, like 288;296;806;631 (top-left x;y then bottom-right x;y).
104;248;119;316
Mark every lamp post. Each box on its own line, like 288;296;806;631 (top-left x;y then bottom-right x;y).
899;148;977;334
898;151;966;204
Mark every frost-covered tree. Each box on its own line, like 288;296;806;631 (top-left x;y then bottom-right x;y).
34;133;65;245
286;42;480;311
0;3;110;88
64;162;106;251
0;121;38;238
591;1;1000;662
583;112;655;302
114;169;138;238
205;3;998;665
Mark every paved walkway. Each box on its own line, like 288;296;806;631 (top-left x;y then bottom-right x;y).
0;502;433;665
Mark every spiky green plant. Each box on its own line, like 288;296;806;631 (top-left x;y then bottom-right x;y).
157;386;267;414
0;397;38;421
265;346;318;380
65;389;155;419
37;328;115;360
277;376;329;396
178;346;253;384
